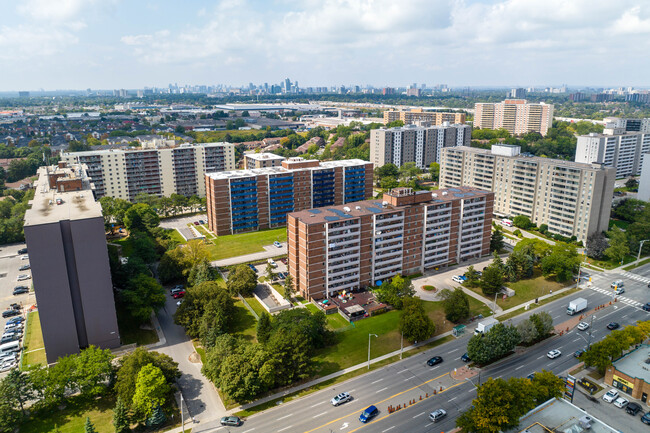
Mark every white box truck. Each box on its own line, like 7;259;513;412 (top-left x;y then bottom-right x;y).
567;298;588;316
474;317;499;335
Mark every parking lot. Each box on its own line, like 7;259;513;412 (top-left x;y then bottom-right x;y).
0;243;34;315
572;386;648;432
159;213;208;233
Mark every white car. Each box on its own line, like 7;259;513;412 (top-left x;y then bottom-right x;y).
452;275;465;283
16;274;31;281
613;396;629;408
268;259;277;268
547;349;562;359
20;255;29;260
0;361;16;372
603;389;619;403
577;322;590;331
330;392;352;406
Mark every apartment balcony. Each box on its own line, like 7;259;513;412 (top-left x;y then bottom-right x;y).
327;245;360;257
328;223;360;235
328;270;359;283
375;243;403;255
375;222;404;233
423;255;450;268
327;279;359;294
374;235;403;247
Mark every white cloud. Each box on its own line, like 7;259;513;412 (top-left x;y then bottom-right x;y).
17;0;99;22
0;25;78;61
610;6;650;34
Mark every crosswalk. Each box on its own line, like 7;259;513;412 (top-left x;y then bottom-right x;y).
621;271;650;285
588;286;643;308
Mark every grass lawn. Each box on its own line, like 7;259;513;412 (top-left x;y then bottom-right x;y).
243;296;267;318
195;224;216;240
115;304;159;346
231;301;258;342
112;236;134;257
586;254;636;270
326;313;350;330
624;257;650;271
497;287;581;321
166;228;187;245
496;270;568;309
206;228;287;260
19;394;117;433
608;219;630;230
304;303;320;314
22;311;46;368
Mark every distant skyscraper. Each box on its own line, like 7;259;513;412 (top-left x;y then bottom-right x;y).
284;78;292;93
508;88;526;99
18;91;29;98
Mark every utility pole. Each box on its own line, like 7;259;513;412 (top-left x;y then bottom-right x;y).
400;332;403;360
588;314;595;350
368;333;378;369
636;240;649;267
181;393;184;433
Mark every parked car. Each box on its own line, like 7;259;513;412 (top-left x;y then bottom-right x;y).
607;322;620;330
331;392;352;406
627;402;642;415
13;286;29;295
20;255;28;260
547;349;562;359
0;361;16;372
220;416;242;427
359;405;378;423
6;317;24;325
1;310;20;318
577;322;590;331
461;353;471;362
427;356;443;366
193;221;200;225
248;264;257;272
273;241;282;248
573;349;585;358
429;409;447;423
527;373;536;380
451;275;466;283
642;411;650;425
17;248;27;254
614;397;629;408
172;291;186;299
643;302;650;312
199;220;205;224
16;274;31;281
268;258;277;268
19;264;30;271
603;389;619;403
0;334;20;344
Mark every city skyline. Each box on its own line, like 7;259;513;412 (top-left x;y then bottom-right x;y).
1;0;650;91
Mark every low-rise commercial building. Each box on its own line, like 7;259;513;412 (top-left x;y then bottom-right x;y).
474;99;554;136
205;157;373;235
509;398;617;433
383;109;466;126
370;123;471;169
24;162;120;363
439;144;615;241
287;187;493;300
605;343;650;402
62;142;235;200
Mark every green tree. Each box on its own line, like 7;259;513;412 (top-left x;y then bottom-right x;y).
513;215;534;229
516;318;538;344
490;228;505;252
540;243;580;282
428;162;440;182
174;281;234;340
0;369;33;415
586;232;608;259
85;417;97;433
132;364;171;422
374;163;399;181
266;329;311;387
379;177;399;190
504;249;534;282
0;398;20;433
145;405;166;427
158;247;185;284
440;288;470;322
265;262;276;281
398;162;420;182
605;226;630;263
180;240;211;273
120;274;166;324
480;259;504;297
226;264;258;296
112;397;130;433
513;238;552;263
464;265;480;287
256;312;273;344
115;348;180;410
399;296;435;342
284;273;295;301
175;125;185;134
625;177;639;190
188;260;215;287
530;370;565;405
529;312;554;338
467;323;519;365
386;120;405;128
375;275;415;309
123;203;160;233
73;346;115;397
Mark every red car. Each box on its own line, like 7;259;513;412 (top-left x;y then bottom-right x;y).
172;291;186;299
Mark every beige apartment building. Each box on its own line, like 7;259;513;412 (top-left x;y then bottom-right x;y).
383;108;466;125
287;187;493;300
244;152;286;169
474;99;554;136
439;144;615;241
370;123;471;169
62;142;235;200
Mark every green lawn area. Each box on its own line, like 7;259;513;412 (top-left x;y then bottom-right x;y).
112;236;134;257
166;228;186;245
304;303;320;314
624;257;650;271
497;270;569;309
195;224;216;240
243;296;267;318
497;287;581;321
22;311;46;368
115;304;159;346
608;219;630;230
191;129;269;142
586;254;636;270
205;228;287;260
19;395;117;433
326;312;351;330
231;301;258;342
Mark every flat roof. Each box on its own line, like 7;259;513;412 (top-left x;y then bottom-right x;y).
244;152;285;161
24;165;102;226
612;343;650;384
61;142;232;156
509;398;617;433
206;159;369;180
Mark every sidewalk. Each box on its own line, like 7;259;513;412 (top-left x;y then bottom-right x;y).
211;243;287;267
496;283;581;318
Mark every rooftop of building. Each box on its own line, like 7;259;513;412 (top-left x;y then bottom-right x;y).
507;398;617;433
377;123;468;132
206;158;369;180
61;141;233;156
289;186;490;225
244;152;286;161
612;343;650;384
24;163;102;226
445;145;611;171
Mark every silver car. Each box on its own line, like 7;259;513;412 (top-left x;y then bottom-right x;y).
331;392;352;406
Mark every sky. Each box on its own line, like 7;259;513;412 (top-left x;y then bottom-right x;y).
1;0;650;91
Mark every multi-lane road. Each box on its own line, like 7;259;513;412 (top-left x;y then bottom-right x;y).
203;265;650;433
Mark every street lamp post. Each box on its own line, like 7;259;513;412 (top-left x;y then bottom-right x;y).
368;333;378;369
636;239;650;267
493;292;498;311
400;332;403;360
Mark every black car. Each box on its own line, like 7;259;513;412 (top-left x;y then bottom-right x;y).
2;310;20;318
643;303;650;312
573;349;585;358
17;248;27;254
461;353;471;362
427;356;443;366
627;402;642;415
607;322;620;330
13;286;29;295
220;416;242;427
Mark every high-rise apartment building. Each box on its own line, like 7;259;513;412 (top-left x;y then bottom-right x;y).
383;109;466;125
62;142;235;200
474;99;554;136
439;145;615;241
508;88;526;99
24;162;121;363
370;123;471;169
244;152;286;169
205;158;373;235
287;187;493;300
638;153;650;202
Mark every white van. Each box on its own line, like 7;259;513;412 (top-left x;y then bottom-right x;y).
0;341;20;355
501;218;513;227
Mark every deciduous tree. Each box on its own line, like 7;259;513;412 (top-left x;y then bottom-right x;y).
399;296;435;342
132;364;170;422
441;288;470;322
226;264;258;296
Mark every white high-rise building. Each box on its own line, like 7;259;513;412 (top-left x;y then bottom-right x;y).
474;99;554;136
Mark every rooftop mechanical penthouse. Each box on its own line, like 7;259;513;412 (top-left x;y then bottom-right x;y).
205;157;373;235
287;186;494;300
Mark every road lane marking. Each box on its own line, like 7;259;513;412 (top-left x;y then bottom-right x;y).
515;365;524;370
468;388;476;392
403;377;412;382
303;371;453;433
349;389;356;392
572;338;580;342
537;355;545;359
413;412;425;418
449;397;457;401
371;378;383;384
382;427;395;433
448;348;459;353
242;429;255;433
277;427;292;432
376;387;388;393
312;411;328;418
277;414;293;421
310;401;326;408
